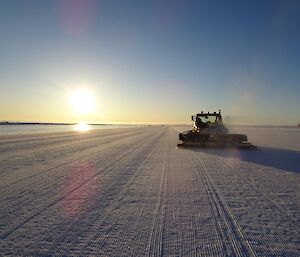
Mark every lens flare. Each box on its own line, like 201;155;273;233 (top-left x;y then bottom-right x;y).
60;161;98;219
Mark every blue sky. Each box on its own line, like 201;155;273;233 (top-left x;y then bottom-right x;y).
0;0;299;124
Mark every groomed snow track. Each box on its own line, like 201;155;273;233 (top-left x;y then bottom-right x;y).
0;126;299;256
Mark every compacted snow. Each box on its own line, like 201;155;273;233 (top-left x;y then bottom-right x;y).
0;126;299;256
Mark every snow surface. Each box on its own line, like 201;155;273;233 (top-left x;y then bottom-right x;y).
0;126;299;256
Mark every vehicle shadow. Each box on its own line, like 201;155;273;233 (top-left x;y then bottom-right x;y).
186;147;300;174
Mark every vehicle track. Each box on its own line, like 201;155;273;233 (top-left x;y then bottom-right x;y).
34;127;167;257
164;128;231;256
221;157;299;222
0;128;149;191
0;128;147;165
197;153;300;256
0;127;144;151
1;128;162;241
0;128;148;186
74;131;170;257
0;129;154;229
191;152;256;257
174;126;299;256
146;133;170;257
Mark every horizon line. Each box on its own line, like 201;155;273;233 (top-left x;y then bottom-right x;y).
0;121;299;127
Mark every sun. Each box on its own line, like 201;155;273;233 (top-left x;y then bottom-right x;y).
69;88;95;114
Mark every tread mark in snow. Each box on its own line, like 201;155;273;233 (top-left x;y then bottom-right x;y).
192;152;257;257
1;128;162;240
37;128;167;256
147;138;170;257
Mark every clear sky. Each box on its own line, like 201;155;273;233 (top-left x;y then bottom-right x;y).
0;0;299;125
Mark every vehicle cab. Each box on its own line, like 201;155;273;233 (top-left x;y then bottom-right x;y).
191;110;228;134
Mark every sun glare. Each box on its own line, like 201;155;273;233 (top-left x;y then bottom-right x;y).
69;88;95;114
74;122;90;132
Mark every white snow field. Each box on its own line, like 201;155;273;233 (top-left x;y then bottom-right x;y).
0;126;299;256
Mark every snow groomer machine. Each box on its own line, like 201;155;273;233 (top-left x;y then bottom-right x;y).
177;110;256;149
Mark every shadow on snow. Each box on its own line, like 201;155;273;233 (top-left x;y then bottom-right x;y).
186;147;300;174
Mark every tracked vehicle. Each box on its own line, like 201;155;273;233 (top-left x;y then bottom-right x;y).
177;110;256;149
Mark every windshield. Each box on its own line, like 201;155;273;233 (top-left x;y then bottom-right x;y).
198;116;218;123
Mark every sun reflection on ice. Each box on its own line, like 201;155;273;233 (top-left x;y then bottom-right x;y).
74;122;90;132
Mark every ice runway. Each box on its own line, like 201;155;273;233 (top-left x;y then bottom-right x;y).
1;126;299;256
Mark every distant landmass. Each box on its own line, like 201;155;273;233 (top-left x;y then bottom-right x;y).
0;122;75;125
0;121;115;126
